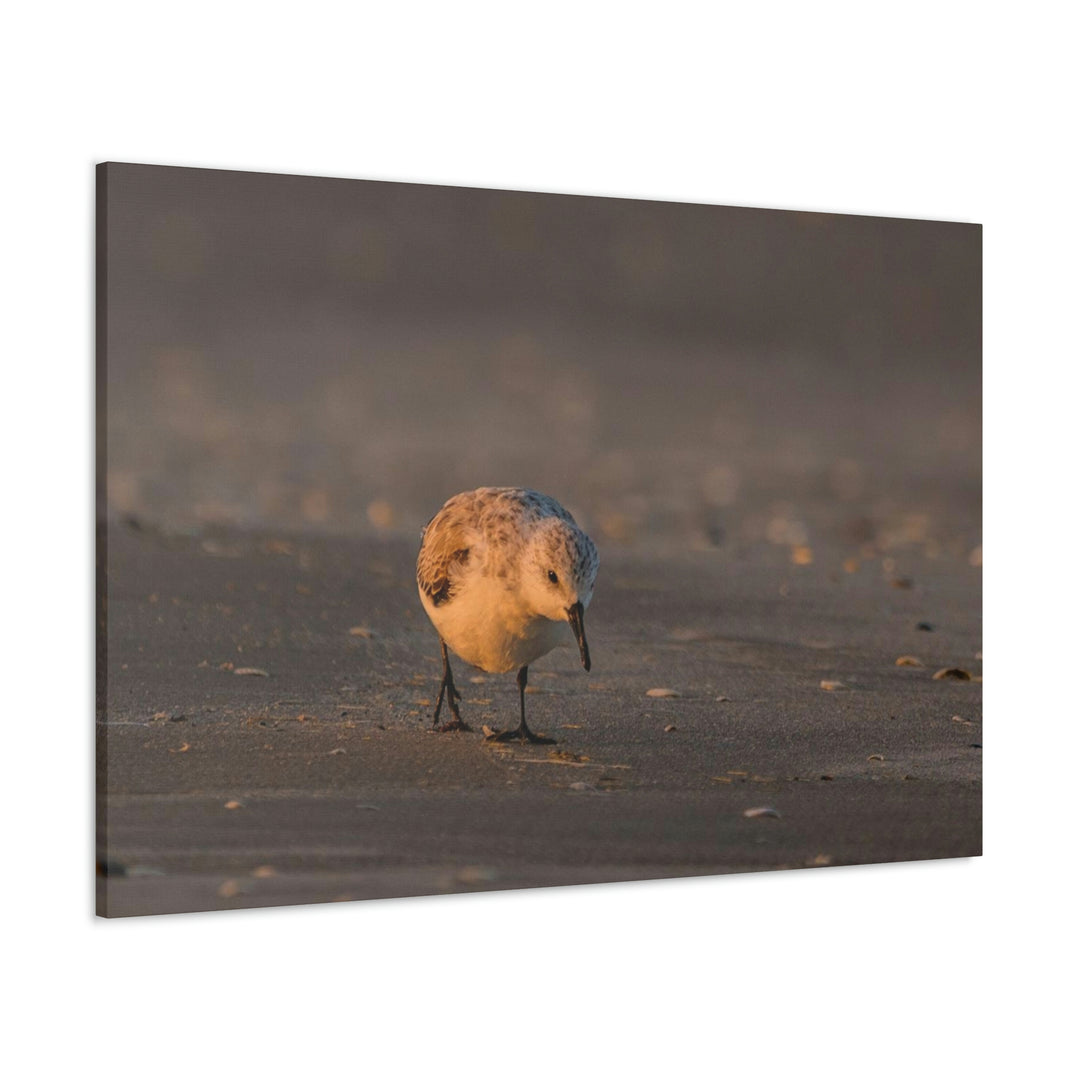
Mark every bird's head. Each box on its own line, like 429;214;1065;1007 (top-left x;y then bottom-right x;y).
522;518;599;670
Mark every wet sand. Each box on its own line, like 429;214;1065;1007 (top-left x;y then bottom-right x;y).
98;516;981;917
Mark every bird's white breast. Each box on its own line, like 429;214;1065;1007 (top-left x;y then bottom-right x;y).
419;571;570;674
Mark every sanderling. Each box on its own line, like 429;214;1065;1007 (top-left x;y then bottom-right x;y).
416;487;599;743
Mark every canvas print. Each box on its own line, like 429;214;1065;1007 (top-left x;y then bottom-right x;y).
96;163;981;917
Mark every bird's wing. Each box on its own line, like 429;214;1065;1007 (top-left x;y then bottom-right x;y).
416;498;475;607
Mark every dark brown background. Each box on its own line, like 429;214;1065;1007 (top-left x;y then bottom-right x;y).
101;163;980;546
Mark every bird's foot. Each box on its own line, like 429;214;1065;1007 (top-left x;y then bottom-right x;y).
432;679;465;731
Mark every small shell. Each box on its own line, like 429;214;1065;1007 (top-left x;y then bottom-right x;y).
349;626;374;638
743;806;781;819
548;749;589;763
663;724;678;733
895;655;923;667
646;688;680;698
933;667;972;681
233;667;269;677
820;680;845;691
224;799;243;810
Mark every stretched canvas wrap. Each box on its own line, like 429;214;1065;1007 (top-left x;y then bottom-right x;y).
96;163;981;917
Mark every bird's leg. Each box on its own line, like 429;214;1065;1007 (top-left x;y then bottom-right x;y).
433;640;469;732
515;665;535;740
487;665;556;744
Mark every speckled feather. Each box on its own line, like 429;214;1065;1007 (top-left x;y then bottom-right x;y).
417;488;591;604
416;487;599;674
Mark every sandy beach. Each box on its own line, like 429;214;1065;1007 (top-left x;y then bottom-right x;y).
98;506;981;917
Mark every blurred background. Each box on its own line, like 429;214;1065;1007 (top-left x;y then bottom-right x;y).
101;163;980;554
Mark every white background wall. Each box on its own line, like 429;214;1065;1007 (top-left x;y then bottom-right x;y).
4;3;1070;1076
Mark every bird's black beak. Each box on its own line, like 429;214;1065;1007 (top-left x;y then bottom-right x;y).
567;601;591;672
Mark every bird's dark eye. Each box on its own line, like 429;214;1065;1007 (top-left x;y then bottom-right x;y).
548;570;559;584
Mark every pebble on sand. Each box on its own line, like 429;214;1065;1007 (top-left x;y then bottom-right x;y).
647;688;680;698
820;680;845;691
